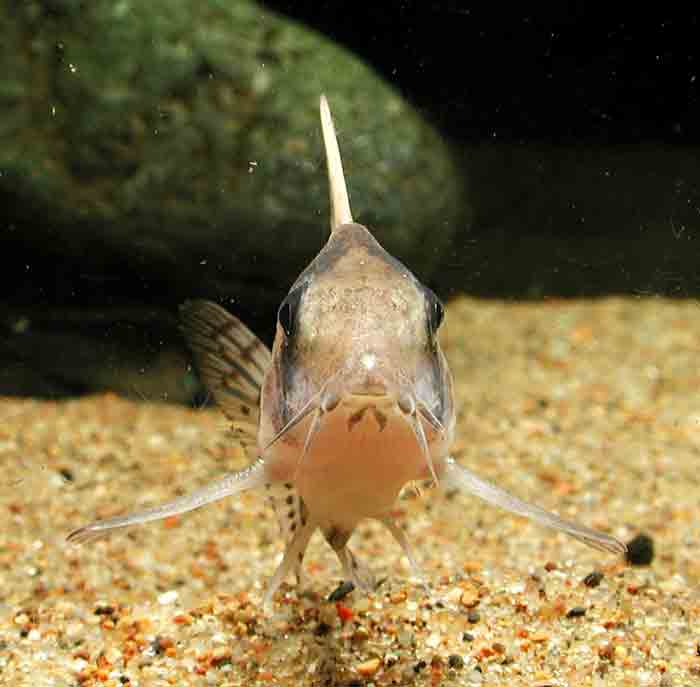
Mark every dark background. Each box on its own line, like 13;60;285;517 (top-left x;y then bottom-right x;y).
2;3;699;399
262;2;700;301
264;3;699;144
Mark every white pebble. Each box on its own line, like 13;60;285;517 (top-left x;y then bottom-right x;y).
426;632;441;648
157;590;179;605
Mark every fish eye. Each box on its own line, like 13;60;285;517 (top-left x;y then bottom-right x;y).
425;288;444;334
278;287;303;337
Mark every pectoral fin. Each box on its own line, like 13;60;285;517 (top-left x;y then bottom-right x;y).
67;460;267;544
439;456;626;555
180;299;270;459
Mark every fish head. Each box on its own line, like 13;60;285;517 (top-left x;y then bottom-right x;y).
271;221;453;427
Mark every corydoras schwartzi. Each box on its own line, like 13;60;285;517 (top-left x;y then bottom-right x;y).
68;96;626;608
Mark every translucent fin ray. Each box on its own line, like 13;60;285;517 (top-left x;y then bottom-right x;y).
336;546;376;591
381;516;426;582
67;460;267;545
440;457;626;555
262;520;317;610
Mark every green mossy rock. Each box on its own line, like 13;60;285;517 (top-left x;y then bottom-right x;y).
1;0;468;315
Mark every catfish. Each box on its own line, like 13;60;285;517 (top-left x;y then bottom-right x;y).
68;96;625;607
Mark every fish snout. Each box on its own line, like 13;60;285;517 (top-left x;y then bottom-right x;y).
344;351;401;399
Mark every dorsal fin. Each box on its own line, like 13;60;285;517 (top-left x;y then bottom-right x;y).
320;95;353;232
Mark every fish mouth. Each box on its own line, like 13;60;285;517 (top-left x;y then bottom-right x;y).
345;385;397;409
347;388;392;399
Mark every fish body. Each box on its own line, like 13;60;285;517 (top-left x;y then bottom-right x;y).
68;96;625;607
260;221;453;528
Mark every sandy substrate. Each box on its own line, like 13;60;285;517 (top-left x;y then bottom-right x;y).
1;297;699;686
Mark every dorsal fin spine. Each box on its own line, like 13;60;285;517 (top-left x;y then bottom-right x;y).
320;95;353;232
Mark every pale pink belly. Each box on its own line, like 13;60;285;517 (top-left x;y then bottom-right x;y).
263;401;434;529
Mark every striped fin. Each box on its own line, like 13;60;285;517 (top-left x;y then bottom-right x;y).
180;300;270;457
263;517;316;610
265;482;310;583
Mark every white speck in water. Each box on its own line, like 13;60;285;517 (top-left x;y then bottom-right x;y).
13;317;29;334
248;161;258;174
68;63;77;73
148;434;166;448
157;590;179;605
252;69;270;92
360;352;376;370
